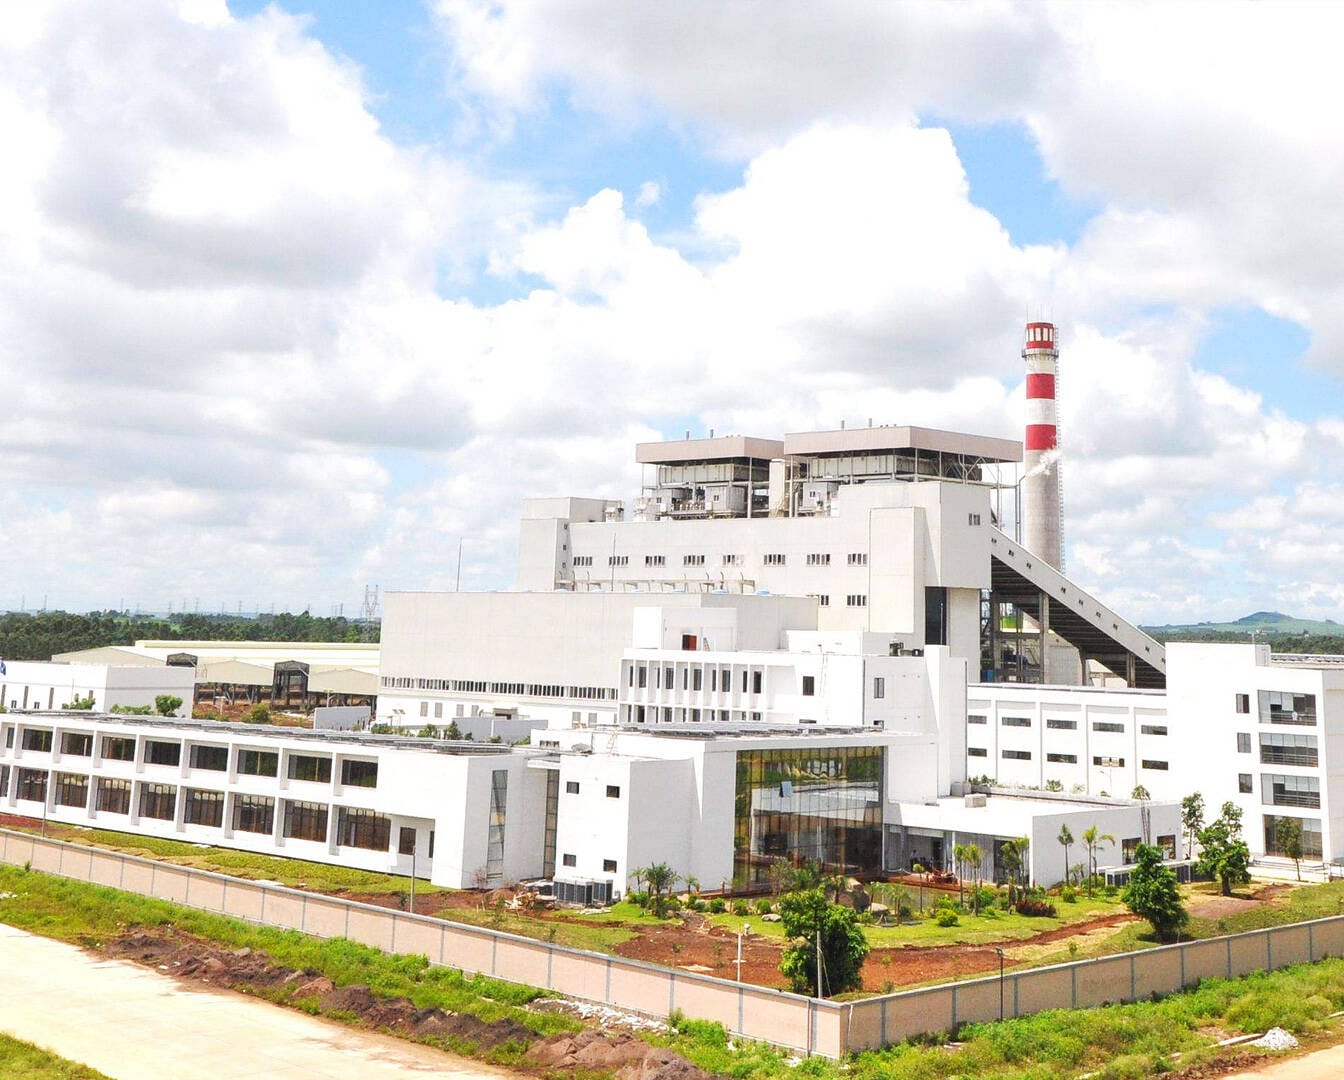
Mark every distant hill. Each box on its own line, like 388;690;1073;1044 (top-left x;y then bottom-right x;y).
1143;610;1343;636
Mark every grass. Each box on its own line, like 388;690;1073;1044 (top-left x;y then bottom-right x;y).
6;821;448;896
4;862;1344;1080
0;863;576;1038
443;906;637;952
0;1034;112;1079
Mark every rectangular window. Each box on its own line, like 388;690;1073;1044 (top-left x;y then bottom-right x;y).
183;789;224;828
238;749;279;777
801;675;816;696
1158;834;1177;859
282;800;328;842
139;783;177;821
967;747;987;757
763;554;786;566
872;677;884;699
1047;753;1078;763
1141;724;1168;736
1141;759;1169;771
190;745;228;772
1259;732;1318;768
434;702;443;719
968;714;987;725
968;512;982;526
486;770;508;883
566;780;580;794
846;594;867;607
101;736;135;762
608;554;628;567
1237;732;1251;753
683;554;705;566
1261;772;1321;809
16;768;47;802
1238;773;1253;794
1092;722;1125;733
1002;716;1031;728
816;594;830;606
144;740;181;767
603;858;617;873
340;759;378;788
1265;814;1323;859
562;853;576;867
806;553;831;566
572;555;593;567
398;827;416;856
232;794;275;835
692;668;703;691
606;785;621;799
53;772;88;808
924;586;947;646
21;729;53;753
847;553;868;566
1259;690;1317;726
60;732;93;757
1002;749;1032;760
722;554;742;566
3;727;12;749
1235;693;1250;714
337;807;391;851
95;777;131;815
0;765;7;796
1093;755;1125;767
419;701;428;718
287;755;332;784
752;670;763;694
1122;837;1141;864
1046;718;1078;730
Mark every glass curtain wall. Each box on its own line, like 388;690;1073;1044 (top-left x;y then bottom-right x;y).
733;746;883;886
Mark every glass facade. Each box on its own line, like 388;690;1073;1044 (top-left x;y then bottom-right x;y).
1264;814;1323;859
486;770;508;883
733;746;883;886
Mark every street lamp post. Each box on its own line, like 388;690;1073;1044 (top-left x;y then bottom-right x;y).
736;923;748;982
995;947;1006;1020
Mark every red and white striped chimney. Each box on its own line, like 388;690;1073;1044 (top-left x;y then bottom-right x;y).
1022;321;1063;569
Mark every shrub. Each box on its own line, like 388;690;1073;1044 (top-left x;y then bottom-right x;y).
1015;896;1058;917
754;898;773;915
628;891;649;908
1061;885;1079;903
690;898;708;913
936;909;959;927
243;704;272;725
732;899;749;916
707;898;727;914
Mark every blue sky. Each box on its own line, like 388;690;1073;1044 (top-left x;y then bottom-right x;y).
2;1;1343;623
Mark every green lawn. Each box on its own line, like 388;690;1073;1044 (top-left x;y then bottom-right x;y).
443;906;637;952
8;822;450;896
0;1035;112;1080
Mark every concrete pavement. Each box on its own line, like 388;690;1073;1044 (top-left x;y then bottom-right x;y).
0;922;512;1078
1225;1042;1344;1079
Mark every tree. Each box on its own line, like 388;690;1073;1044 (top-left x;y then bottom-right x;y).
644;862;679;917
1123;843;1188;942
1057;824;1075;887
445;720;462;740
155;695;183;717
1082;826;1116;896
963;843;984;913
1197;811;1251;897
999;837;1029;902
778;887;869;996
242;704;271;725
1131;784;1151;801
1276;817;1304;881
1181;793;1205;859
953;843;971;906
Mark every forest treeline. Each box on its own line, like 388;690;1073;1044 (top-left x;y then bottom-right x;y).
1148;628;1344;653
0;611;377;662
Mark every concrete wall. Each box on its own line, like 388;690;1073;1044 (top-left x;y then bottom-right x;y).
0;662;194;716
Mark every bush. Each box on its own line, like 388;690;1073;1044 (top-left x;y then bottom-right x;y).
755;898;774;915
1015;896;1058;917
971;884;998;911
1061;885;1079;903
936;909;960;927
707;898;727;914
690;898;708;913
731;899;749;916
628;891;649;908
243;704;272;725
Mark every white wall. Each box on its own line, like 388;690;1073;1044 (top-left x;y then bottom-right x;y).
0;661;193;716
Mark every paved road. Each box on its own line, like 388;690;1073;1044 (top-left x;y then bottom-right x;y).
0;923;511;1079
1224;1042;1344;1079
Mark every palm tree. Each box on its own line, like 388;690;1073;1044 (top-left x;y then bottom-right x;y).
644;862;678;917
1057;824;1075;887
1081;826;1116;896
963;843;984;913
953;843;970;906
999;837;1029;904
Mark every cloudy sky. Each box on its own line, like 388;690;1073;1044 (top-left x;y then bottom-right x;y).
3;0;1343;624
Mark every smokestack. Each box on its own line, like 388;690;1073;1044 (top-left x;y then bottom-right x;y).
1022;321;1063;569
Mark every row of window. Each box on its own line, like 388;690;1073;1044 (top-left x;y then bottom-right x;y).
971;716;1167;735
624;706;767;723
561;853;619;873
6;730;376;786
1235;690;1318;726
577;552;873;570
967;749;1168;769
380;677;615;701
564;781;621;798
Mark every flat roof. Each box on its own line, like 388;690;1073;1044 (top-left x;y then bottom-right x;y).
782;425;1021;462
635;435;785;465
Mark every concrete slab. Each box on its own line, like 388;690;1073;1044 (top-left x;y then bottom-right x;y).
0;923;512;1079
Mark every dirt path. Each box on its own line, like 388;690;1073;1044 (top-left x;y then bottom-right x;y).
1221;1041;1344;1078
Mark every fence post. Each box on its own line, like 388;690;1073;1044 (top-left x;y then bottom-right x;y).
301;894;308;934
1071;965;1078;1007
1226;937;1233;978
1266;929;1273;972
1129;954;1137;1001
150;862;156;897
605;956;612;1001
390;912;397;952
1309;923;1315;961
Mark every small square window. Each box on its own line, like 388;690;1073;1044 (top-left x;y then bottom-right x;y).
606;785;621;799
603;859;617;873
562;853;576;868
1236;732;1251;754
566;781;580;794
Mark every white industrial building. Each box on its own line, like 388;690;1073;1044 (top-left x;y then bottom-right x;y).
0;660;195;716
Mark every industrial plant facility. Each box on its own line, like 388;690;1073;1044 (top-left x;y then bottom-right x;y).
1;323;1336;899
